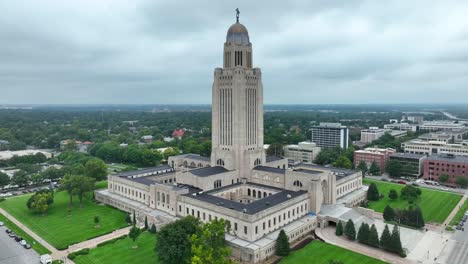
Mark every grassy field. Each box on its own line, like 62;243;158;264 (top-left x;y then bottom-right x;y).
450;199;468;226
95;180;108;190
0;191;128;249
280;240;387;264
0;212;51;255
363;179;462;224
73;232;157;264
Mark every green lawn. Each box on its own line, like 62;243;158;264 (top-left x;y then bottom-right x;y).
450;199;468;226
0;212;51;255
363;179;462;224
95;180;108;190
0;191;128;249
73;232;157;264
280;240;386;264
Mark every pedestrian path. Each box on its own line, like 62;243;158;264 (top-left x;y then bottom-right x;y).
441;191;467;229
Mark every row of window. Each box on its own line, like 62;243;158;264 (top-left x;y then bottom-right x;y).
337;179;360;196
111;183;147;202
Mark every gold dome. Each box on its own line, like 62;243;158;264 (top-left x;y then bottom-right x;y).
226;22;250;45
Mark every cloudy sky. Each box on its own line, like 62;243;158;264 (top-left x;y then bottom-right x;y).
1;0;468;104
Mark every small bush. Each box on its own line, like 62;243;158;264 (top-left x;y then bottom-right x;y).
68;248;90;260
97;234;127;247
0;198;5;202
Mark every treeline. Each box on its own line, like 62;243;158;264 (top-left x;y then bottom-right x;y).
0;152;48;167
313;146;356;169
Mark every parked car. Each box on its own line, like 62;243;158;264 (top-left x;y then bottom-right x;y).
397;180;406;185
412;183;419;186
0;221;4;226
5;229;11;234
23;243;31;249
40;254;53;264
8;232;16;237
456;225;462;230
14;236;23;242
441;187;449;191
19;239;27;246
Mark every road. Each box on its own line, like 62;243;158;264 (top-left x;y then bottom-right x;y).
0;226;39;264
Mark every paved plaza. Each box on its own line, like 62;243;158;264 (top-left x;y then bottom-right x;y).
0;226;39;264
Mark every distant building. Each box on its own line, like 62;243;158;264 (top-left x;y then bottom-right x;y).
418;130;467;144
402;140;468;157
389;153;426;178
163;137;175;143
310;122;349;149
384;123;418;132
419;121;466;132
0;140;9;145
353;148;396;174
141;135;153;143
60;140;94;152
172;129;185;138
423;154;468;185
283;142;321;164
0;150;53;160
360;128;386;143
404;115;424;124
389;130;407;138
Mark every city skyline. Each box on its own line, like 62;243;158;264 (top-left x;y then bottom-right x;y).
1;0;468;104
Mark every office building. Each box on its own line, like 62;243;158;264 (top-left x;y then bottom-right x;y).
310;122;349;149
283;142;321;164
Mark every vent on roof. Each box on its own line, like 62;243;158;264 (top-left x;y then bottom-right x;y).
192;193;197;196
242;208;247;213
287;194;292;199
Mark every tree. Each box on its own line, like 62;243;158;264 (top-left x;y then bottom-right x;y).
344;219;356;241
60;174;77;207
455;177;468;188
400;185;421;204
74;175;96;208
390;225;404;256
190;219;231;264
369;161;381;176
0;172;10;188
149;224;157;234
275;229;290;256
389;189;398;200
438;174;449;184
84;159;108;181
128;225;141;248
11;170;29;187
368;224;380;247
380;224;392;250
383;205;396;221
125;212;132;224
367;183;380;201
156;216;200;264
357;223;370;244
266;143;284;157
357;161;368;175
27;192;53;214
144;216;148;230
335;221;344;236
333;155;352;169
94;216;100;227
386;160;402;177
133;211;136;225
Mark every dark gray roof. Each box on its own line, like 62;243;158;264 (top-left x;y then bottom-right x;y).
253;165;286;174
114;165;173;178
266;156;283;163
184;154;210;162
183;183;307;215
390;153;426;159
190;166;228;177
425;154;468;163
293;163;358;179
293;168;322;174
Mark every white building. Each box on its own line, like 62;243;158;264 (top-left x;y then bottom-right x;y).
0;150;53;160
96;14;365;263
402;140;468;157
283;142;321;164
360;128;386;143
384;123;418;132
419;121;466;131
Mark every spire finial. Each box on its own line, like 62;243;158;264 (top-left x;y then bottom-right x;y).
236;8;240;23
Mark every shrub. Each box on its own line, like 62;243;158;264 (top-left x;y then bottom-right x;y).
97;235;127;247
68;248;90;260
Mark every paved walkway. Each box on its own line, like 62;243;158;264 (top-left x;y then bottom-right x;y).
0;207;132;263
315;227;415;264
441;189;468;229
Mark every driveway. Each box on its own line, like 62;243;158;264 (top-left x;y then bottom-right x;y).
0;226;39;264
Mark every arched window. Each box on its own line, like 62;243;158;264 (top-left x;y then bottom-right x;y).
293;180;303;187
162;193;165;203
216;159;225;166
214;179;222;189
253;190;256;198
248;188;251;196
190;162;196;167
254;158;261;166
198;163;203;167
183;161;188;167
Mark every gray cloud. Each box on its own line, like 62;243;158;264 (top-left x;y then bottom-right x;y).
1;0;468;104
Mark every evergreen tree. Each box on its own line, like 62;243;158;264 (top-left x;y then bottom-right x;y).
275;229;290;257
368;224;380;247
344;219;356;241
357;161;368;175
369;161;381;175
125;212;132;224
149;224;157;234
133;211;136;225
390;225;404;256
388;189;398;200
144;216;148;230
383;205;396;221
335;221;344;236
367;183;380;201
357;223;370;244
380;224;392;250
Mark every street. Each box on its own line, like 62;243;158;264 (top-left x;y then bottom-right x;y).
0;226;39;264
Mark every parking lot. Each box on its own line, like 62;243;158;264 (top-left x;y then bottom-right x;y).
0;226;39;264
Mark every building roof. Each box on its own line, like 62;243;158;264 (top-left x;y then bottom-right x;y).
265;156;283;163
226;22;250;45
253;165;286;174
425;154;468;163
114;165;173;178
183;182;307;215
184;154;210;162
293;163;358;180
189;166;229;177
390;152;426;159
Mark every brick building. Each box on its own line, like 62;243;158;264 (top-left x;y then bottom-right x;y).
353;148;396;174
423;154;468;186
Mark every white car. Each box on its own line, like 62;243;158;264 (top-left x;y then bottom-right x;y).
19;240;27;246
441;187;449;191
0;221;4;226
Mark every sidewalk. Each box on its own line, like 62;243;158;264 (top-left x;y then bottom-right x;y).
315;227;415;264
0;207;132;263
441;191;468;229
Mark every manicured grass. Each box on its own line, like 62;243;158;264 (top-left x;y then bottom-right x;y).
0;212;51;255
449;199;468;226
280;240;386;264
73;232;157;264
0;191;128;249
95;180;108;190
363;179;462;224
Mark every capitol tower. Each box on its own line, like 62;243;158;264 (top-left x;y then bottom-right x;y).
211;11;265;178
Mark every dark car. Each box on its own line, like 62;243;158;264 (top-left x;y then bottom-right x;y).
456;225;462;230
8;232;16;237
14;236;22;242
5;229;12;234
23;243;32;249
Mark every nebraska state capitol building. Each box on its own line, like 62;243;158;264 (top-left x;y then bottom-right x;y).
96;14;366;263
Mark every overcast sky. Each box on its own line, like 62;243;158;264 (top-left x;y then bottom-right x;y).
1;0;468;105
